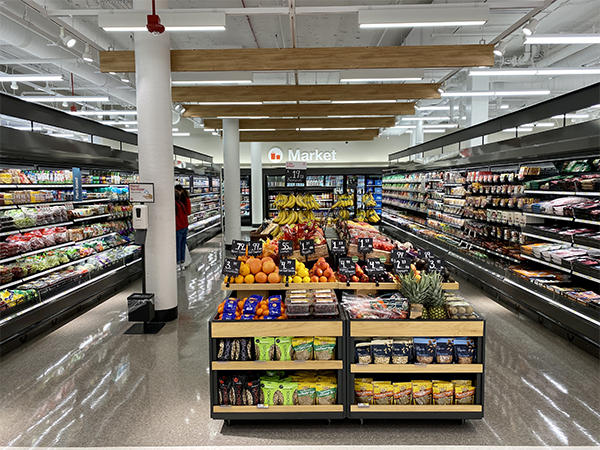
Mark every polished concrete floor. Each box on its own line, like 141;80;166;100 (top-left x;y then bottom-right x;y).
0;234;599;448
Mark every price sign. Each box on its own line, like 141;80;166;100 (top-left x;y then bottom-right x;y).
279;258;296;277
391;249;405;263
330;239;347;255
285;161;307;185
222;258;242;276
299;239;315;256
366;258;385;275
338;257;356;276
279;240;294;256
393;257;412;275
231;240;248;256
248;241;263;256
418;248;433;261
428;257;446;273
357;237;373;254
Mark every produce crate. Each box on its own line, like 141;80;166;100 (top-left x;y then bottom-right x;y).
347;243;391;264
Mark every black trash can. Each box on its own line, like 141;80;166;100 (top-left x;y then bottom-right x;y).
127;293;155;323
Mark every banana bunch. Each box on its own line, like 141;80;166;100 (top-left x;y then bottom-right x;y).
339;209;350;221
356;208;367;222
302;193;321;210
331;193;354;209
273;193;289;209
362;192;378;208
366;208;381;223
273;208;317;225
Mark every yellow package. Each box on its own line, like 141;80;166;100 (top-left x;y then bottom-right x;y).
373;381;394;405
454;384;475;405
412;381;432;405
355;380;373;404
313;336;336;360
451;380;472;386
393;382;412;405
433;382;454;405
292;337;314;360
296;382;317;405
316;382;337;405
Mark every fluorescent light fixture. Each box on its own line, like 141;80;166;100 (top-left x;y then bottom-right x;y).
49;133;76;138
535;122;555;127
424;129;446;134
217;116;268;119
82;43;94;63
109;72;117;75
503;127;533;132
0;74;63;82
12;126;44;131
417;106;451;111
172;80;252;86
331;100;397;104
525;35;600;45
405;130;413;134
391;125;417;129
59;27;76;48
551;113;589;119
358;6;489;28
69;110;137;116
422;123;458;129
98;13;226;32
196;101;262;105
500;104;510;109
101;120;138;125
522;18;539;36
241;129;277;132
470;68;600;76
494;41;508;57
172;128;178;131
22;96;109;103
442;90;550;97
120;74;130;83
402;116;451;121
340;68;424;82
173;132;190;136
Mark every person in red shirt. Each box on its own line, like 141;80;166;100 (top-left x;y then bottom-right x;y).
175;185;191;270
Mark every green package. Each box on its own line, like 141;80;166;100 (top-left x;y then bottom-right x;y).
254;337;275;361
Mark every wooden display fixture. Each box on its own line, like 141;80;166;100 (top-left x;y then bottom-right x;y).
214;405;343;413
211;319;343;338
350;320;484;338
350;405;482;413
350;363;483;373
220;281;339;291
212;361;343;370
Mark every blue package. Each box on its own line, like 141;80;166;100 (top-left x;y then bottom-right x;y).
221;312;237;321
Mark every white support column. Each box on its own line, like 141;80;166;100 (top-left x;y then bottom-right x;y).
415;121;424;145
223;118;241;244
133;0;177;321
250;142;263;227
468;76;489;148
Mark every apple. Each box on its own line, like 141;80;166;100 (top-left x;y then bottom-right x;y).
319;276;328;283
360;274;370;283
310;275;319;282
315;267;324;277
351;275;360;283
323;268;333;278
338;274;347;282
328;275;336;282
319;260;329;271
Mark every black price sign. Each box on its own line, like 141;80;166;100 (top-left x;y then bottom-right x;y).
366;258;385;275
428;257;446;273
357;237;373;254
418;248;433;261
393;257;412;275
299;239;315;256
391;248;405;263
279;258;296;277
279;240;294;256
338;257;356;276
286;168;306;184
330;239;347;255
248;241;263;256
222;258;242;276
231;240;248;256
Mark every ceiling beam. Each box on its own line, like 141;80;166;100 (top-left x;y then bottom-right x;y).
100;45;494;73
183;103;414;118
239;129;379;142
204;117;396;130
172;84;440;102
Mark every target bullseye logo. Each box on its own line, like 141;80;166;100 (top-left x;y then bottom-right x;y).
268;147;283;163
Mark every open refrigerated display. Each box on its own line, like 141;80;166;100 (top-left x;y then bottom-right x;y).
181;175;223;246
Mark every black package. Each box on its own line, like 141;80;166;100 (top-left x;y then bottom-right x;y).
218;375;232;405
230;374;247;406
435;338;455;364
244;379;261;405
371;339;392;364
392;338;413;364
217;338;232;361
414;338;436;364
455;338;476;364
355;342;372;364
239;338;253;361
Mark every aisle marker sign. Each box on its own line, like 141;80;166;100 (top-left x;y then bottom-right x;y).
366;258;385;275
222;258;241;276
285;161;307;185
72;167;82;202
357;237;373;254
299;239;315;256
279;258;296;276
279;240;294;256
338;257;355;276
248;241;263;256
330;239;347;255
231;240;248;256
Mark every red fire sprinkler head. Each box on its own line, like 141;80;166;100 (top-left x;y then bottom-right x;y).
146;14;165;35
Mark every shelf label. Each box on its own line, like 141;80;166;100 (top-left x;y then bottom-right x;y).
299;239;315;256
231;240;248;256
357;237;373;254
285;161;307;185
330;239;347;255
279;240;294;256
257;404;269;409
248;241;263;257
357;403;370;408
222;258;241;277
393;257;412;275
366;258;385;275
338;257;356;276
279;258;296;277
390;248;405;263
428;257;446;273
418;249;433;261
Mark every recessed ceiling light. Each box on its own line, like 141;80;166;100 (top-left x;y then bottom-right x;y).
172;80;252;86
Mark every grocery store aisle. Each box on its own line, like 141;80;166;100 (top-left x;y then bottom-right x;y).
0;234;598;448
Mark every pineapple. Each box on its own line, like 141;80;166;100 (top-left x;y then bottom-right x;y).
424;272;448;320
399;273;430;319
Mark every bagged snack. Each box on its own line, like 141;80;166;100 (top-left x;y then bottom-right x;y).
243;295;262;314
314;336;336;361
292;337;314;360
451;380;473;386
240;314;255;321
274;336;294;361
244;378;261;405
455;384;476;405
371;339;392;364
236;338;252;361
355;342;372;364
261;380;279;405
265;370;284;379
455;338;476;364
414;338;436;364
254;337;275;361
433;382;454;405
282;381;299;405
268;295;283;316
412;381;432;405
373;381;394;405
230;375;246;406
218;375;232;405
296;382;317;405
316;382;337;405
217;338;232;361
354;379;374;404
436;338;455;364
393;382;412;405
392;338;413;364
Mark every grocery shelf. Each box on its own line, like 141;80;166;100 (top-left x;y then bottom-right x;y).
213;405;343;413
212;361;343;370
349;320;484;338
221;281;339;291
73;213;112;222
73;198;113;204
351;363;483;373
524;212;574;222
0;241;74;264
0;220;74;237
211;320;343;338
524;190;600;197
572;271;600;284
340;281;398;291
0;184;72;189
519;254;571;273
382;202;427;214
574;218;600;226
350;405;482;413
0;205;18;210
465;242;522;264
521;231;598;251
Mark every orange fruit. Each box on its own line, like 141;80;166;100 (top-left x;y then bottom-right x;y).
244;274;255;284
255;272;268;283
218;305;224;313
310;275;319;283
256;307;263;316
268;272;281;283
239;264;250;277
319;276;328;283
234;275;244;284
262;260;276;274
262;256;273;264
249;260;262;275
328;275;336;282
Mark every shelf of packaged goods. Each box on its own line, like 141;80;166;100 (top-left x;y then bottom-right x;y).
572;271;600;284
0;241;74;264
384;195;427;203
0;220;74;237
427;216;463;230
0;205;18;210
443;183;465;187
441;211;464;219
349;320;484;338
521;232;598;251
189;215;221;231
383;188;427;194
524;212;575;222
0;184;72;189
444;194;466;199
72;213;112;223
350;405;482;413
213;405;343;413
574;218;600;226
383;179;425;184
464;243;522;264
190;207;220;216
382;202;427;214
82;184;129;188
211;319;343;339
189;191;219;197
188;222;222;239
524;190;600;197
520;254;570;273
350;363;483;373
212;361;343;371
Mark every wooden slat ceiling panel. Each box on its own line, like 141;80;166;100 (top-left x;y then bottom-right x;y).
183;103;415;118
239;129;379;142
203;117;396;129
172;84;440;102
99;45;494;73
